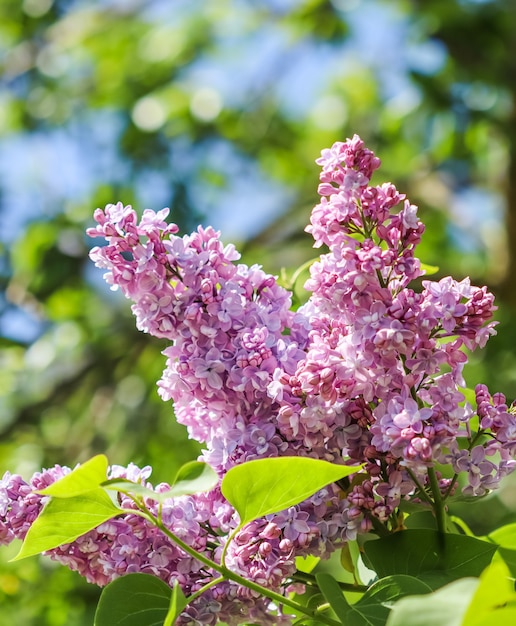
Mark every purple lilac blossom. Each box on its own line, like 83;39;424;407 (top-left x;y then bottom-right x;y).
1;134;515;625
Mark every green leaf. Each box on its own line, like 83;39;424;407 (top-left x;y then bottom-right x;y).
94;573;173;626
12;488;120;561
472;609;516;626
449;515;475;537
295;554;320;574
103;461;218;503
487;522;516;548
340;543;355;575
163;581;189;626
404;510;438;530
316;572;352;623
169;461;219;498
404;511;461;534
363;530;496;589
36;455;109;497
221;457;361;527
102;478;161;501
386;578;478;626
420;263;439;276
353;575;433;625
487;522;516;577
316;573;433;626
462;561;516;626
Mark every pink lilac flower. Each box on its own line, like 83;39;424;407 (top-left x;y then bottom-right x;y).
67;138;516;610
3;136;516;625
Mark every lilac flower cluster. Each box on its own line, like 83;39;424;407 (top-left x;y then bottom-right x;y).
2;135;515;624
0;463;293;624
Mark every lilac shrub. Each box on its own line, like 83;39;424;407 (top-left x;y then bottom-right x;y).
2;135;516;624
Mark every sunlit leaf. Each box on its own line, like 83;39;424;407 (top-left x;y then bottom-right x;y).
103;461;218;503
420;263;439;276
36;455;109;498
12;489;120;561
487;523;516;577
169;461;218;498
164;581;189;626
462;560;516;626
295;554;320;574
221;457;361;527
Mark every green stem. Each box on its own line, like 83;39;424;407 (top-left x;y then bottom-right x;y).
443;430;486;501
406;468;434;506
289;257;319;289
469;428;486;449
185;575;225;606
220;524;241;567
126;509;341;626
443;473;458;500
427;467;446;535
292;571;368;594
449;515;475;537
375;268;387;290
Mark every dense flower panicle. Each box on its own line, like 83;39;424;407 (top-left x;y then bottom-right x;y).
3;136;516;625
89;202;308;469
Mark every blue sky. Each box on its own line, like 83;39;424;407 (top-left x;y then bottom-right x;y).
0;0;503;341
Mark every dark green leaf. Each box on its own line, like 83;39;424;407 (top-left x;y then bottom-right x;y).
386;578;478;626
316;572;352;623
362;575;433;602
364;530;496;589
350;575;433;626
94;573;172;626
404;511;438;530
316;572;433;626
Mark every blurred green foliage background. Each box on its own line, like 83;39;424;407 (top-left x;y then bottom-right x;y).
1;0;516;623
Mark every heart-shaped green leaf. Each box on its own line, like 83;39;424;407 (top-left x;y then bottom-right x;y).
94;573;173;626
221;456;361;527
317;573;433;626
